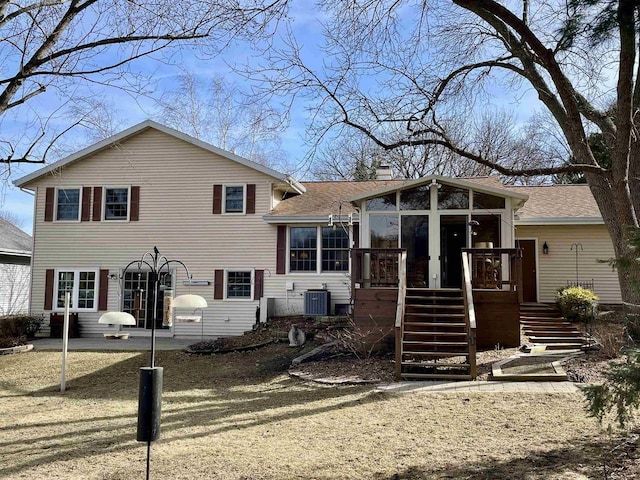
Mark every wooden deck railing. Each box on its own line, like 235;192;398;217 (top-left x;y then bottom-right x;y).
461;252;477;379
394;251;407;379
350;248;406;292
461;248;521;295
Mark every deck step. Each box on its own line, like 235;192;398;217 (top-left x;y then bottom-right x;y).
406;304;464;310
520;316;565;322
523;324;576;330
403;331;467;337
401;361;470;368
403;341;468;347
528;336;585;343
402;351;468;357
404;321;466;328
405;295;464;302
400;373;472;380
533;342;584;350
523;330;581;337
405;313;465;318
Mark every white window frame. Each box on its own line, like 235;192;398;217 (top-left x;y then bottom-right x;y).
223;184;246;215
288;226;351;274
102;185;131;222
224;269;254;300
53;268;100;312
54;187;82;222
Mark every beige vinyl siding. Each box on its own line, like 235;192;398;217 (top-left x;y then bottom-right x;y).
0;261;30;315
264;271;351;316
28;128;283;337
516;224;621;304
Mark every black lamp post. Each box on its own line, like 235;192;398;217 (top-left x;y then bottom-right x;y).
99;247;206;479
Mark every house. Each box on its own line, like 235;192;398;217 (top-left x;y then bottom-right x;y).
0;218;32;315
13;121;620;356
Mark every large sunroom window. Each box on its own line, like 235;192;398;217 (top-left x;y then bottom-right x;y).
370;215;399;248
438;185;469;209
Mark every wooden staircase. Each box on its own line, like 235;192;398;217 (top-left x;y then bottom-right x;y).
520;304;586;351
398;288;473;380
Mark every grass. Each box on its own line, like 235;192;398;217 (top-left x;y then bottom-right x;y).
0;345;631;479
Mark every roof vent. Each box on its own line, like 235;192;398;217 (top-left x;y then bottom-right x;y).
375;164;393;180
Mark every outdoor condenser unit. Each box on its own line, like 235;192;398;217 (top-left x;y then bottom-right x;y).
303;290;331;316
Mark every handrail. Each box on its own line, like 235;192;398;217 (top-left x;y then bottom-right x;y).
461;252;477;379
395;251;407;329
394;251;407;380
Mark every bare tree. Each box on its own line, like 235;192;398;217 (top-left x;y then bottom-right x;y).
0;210;25;229
0;0;288;174
154;72;291;170
251;0;640;303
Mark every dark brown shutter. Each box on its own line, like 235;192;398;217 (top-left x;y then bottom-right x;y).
213;185;222;214
98;269;109;311
214;269;224;299
81;187;91;221
254;270;264;300
44;269;54;310
276;225;287;274
130;186;140;221
44;188;54;222
92;186;102;221
352;224;360;248
246;184;256;214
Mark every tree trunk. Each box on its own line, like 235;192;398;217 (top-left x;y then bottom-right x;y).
585;166;640;305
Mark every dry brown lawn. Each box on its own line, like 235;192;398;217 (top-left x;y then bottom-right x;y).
0;345;633;479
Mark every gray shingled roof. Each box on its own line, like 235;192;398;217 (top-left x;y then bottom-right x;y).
508;184;601;220
0;218;32;254
267;176;521;217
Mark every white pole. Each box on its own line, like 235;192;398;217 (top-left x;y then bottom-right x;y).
61;292;70;393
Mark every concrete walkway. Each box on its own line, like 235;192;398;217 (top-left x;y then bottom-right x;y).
30;336;196;351
376;380;580;393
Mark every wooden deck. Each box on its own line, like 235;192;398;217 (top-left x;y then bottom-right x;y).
350;248;523;380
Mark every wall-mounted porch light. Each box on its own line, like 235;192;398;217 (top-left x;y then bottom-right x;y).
543;242;549;255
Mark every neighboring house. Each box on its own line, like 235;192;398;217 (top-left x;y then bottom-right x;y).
13;120;621;341
0;218;32;315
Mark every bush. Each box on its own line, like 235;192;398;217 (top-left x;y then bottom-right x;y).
582;349;640;428
557;286;599;323
0;314;43;348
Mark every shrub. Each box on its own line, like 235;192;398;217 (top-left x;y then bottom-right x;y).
0;314;43;348
582;349;640;428
557;286;599;323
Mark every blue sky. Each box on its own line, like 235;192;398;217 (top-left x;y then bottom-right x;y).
3;7;329;234
3;5;544;235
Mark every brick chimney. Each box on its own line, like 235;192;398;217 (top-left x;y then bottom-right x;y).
375;164;393;180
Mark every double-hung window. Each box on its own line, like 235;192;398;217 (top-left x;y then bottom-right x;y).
224;185;245;213
289;227;349;273
290;227;317;271
55;269;98;311
226;270;253;299
56;188;81;221
104;187;130;220
321;227;349;271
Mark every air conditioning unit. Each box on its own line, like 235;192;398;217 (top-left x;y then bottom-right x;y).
304;290;331;316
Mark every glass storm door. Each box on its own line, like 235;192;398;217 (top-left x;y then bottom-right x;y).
401;215;429;288
440;215;468;288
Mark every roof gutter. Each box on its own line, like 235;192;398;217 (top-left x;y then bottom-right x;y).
262;214;360;224
0;248;32;257
285;176;306;194
515;216;604;225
